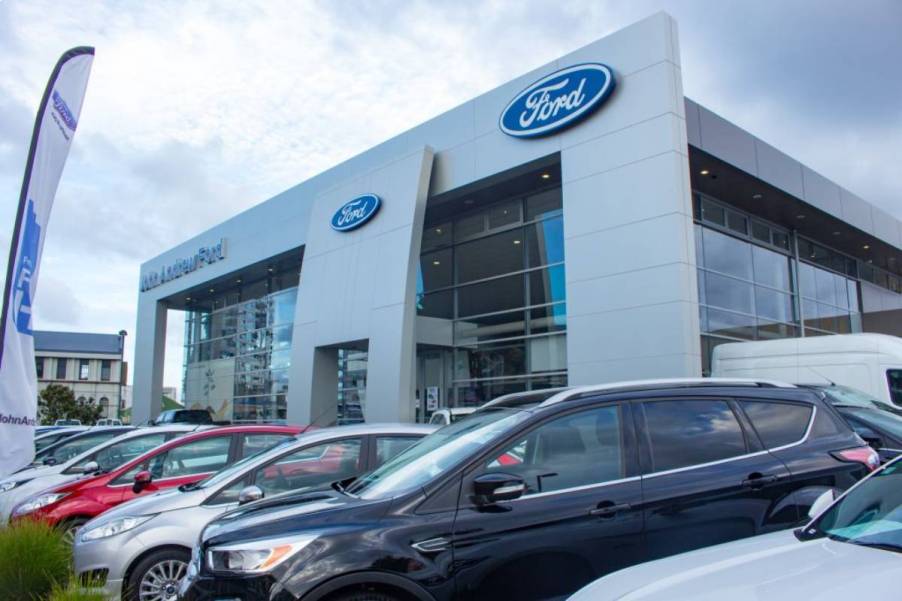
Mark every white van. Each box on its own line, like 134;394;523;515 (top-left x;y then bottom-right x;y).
711;333;902;407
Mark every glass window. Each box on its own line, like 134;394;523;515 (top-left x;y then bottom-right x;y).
375;437;420;465
78;359;90;380
888;370;902;406
458;274;524;317
422;222;453;251
150;436;231;479
100;360;111;381
700;198;726;227
529;303;567;335
241;433;293;458
454;212;485;241
417;290;453;319
529;335;567;373
455;379;530;407
643;400;747;472
94;433;170;477
455;340;526;381
798;262;817;299
420;248;453;291
755;287;795;323
726;211;747;235
484;405;624;494
253;438;362;497
456;229;523;284
815;268;839;306
740;401;812;448
35;358;44;379
487;200;521;229
529;265;567;306
525;189;562;221
55;359;67;379
455;310;526;345
705;308;755;340
702;228;753;280
752;246;791;291
526;217;564;267
704;273;755;315
751;221;770;244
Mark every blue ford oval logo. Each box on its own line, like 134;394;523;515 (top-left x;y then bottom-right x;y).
499;63;616;138
331;194;381;232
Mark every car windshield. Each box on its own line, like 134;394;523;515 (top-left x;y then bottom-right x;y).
347;409;529;501
843;407;902;440
813;459;902;552
195;436;297;490
37;431;120;465
819;385;902;415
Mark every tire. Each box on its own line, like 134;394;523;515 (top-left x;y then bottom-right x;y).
125;547;190;601
60;517;89;547
331;590;404;601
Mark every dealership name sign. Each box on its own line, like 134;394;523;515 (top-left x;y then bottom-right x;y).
140;239;227;292
499;63;616;138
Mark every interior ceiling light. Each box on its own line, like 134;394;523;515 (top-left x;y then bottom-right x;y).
209;288;215;293
435;228;442;234
752;193;763;200
432;260;441;266
541;173;551;179
699;169;710;176
513;240;521;245
796;214;806;220
863;244;871;250
268;267;274;272
832;231;841;236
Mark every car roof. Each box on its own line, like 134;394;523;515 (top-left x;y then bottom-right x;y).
479;378;798;411
59;424;210;467
293;422;437;443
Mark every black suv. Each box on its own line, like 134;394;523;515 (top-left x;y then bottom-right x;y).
180;380;878;601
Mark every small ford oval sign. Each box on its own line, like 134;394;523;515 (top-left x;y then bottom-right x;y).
499;63;615;138
331;194;382;232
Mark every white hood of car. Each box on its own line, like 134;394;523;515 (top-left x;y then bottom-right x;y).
569;529;902;600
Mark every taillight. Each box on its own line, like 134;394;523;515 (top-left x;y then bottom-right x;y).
831;446;880;472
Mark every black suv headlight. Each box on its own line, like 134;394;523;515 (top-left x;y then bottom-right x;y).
207;534;318;574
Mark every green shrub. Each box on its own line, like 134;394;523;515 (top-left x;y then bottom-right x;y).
48;584;106;601
0;520;71;600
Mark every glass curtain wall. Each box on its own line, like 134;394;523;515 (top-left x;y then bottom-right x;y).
337;348;368;424
417;186;567;406
183;287;297;422
695;194;863;374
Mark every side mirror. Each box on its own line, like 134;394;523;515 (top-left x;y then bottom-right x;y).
132;470;153;494
808;489;836;520
238;485;264;506
853;425;883;450
473;473;526;505
80;461;100;474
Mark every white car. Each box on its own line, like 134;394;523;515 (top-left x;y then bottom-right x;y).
428;407;476;426
569;457;902;600
0;425;203;524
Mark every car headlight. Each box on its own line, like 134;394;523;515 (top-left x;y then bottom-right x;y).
80;515;156;542
0;479;29;493
13;492;68;516
207;534;317;574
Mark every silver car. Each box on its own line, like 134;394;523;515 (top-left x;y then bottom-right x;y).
73;423;436;601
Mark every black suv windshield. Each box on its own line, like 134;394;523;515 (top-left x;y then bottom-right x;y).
811;459;902;552
817;385;902;416
347;409;529;500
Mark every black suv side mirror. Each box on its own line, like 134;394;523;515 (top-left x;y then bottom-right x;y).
473;473;526;505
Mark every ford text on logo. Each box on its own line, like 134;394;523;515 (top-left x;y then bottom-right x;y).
499;63;615;138
331;194;381;232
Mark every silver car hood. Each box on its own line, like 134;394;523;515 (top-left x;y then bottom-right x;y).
569;529;902;600
90;486;207;527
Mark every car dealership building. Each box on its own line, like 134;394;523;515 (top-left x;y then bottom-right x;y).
131;13;902;425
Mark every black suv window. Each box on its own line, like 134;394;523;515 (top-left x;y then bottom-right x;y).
643;400;746;472
740;401;812;448
485;404;624;494
888;370;902;406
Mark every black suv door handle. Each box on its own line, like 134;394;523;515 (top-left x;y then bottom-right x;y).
741;473;779;489
589;502;632;518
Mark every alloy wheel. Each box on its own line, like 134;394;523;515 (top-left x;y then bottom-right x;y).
138;559;187;601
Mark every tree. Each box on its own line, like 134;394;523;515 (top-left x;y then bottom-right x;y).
38;385;102;425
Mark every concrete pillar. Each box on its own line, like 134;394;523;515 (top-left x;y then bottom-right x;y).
132;298;167;424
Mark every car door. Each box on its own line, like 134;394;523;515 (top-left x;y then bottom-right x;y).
131;434;233;499
637;397;795;562
451;402;643;601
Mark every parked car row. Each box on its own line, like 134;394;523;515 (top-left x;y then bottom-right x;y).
7;377;899;601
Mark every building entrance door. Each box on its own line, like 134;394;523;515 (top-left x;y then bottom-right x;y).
416;348;452;423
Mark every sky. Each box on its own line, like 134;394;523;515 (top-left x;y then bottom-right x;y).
1;0;900;394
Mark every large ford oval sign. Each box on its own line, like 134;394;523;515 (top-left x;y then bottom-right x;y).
499;63;616;138
331;194;382;232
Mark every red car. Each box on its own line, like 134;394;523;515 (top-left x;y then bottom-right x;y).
11;425;301;541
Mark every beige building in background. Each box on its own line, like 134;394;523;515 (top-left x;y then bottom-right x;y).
35;330;127;419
